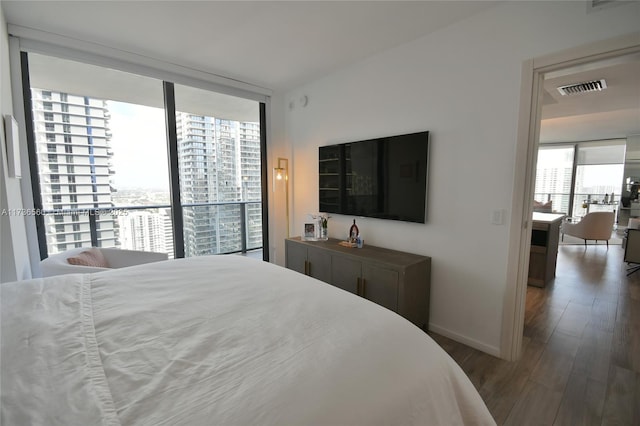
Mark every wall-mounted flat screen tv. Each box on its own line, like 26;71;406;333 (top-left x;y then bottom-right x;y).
319;131;429;223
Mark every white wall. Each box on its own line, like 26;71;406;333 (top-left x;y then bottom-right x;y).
267;92;292;265
282;1;640;356
0;6;32;283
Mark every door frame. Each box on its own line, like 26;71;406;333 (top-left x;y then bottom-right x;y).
503;31;640;361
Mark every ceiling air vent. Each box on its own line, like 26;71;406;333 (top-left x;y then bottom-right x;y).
557;79;607;96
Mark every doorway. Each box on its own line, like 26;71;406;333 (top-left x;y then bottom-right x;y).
505;32;640;361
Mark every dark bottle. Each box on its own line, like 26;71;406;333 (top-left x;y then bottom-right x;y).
349;219;359;242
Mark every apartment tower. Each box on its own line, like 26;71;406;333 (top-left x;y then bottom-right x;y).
31;89;117;254
177;113;262;257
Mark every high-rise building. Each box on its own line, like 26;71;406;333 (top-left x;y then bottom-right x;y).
119;209;173;258
31;90;262;258
31;89;117;254
535;164;573;212
238;121;263;249
177;113;262;256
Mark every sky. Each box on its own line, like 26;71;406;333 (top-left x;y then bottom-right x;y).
107;101;170;191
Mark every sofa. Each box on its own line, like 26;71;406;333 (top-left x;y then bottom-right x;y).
533;199;553;213
40;247;169;277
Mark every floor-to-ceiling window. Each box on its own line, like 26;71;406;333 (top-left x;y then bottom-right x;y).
573;143;625;218
534;145;574;214
535;140;625;219
22;52;267;260
174;84;262;257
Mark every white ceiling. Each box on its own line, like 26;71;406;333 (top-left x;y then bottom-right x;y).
1;0;500;91
540;51;640;143
2;0;639;143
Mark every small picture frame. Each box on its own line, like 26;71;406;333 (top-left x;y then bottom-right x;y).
303;222;316;240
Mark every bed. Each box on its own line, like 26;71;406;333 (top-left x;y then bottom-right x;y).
1;255;495;425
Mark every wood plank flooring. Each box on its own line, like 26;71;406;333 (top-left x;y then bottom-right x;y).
430;244;640;425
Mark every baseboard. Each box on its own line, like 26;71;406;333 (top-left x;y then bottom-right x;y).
428;323;502;358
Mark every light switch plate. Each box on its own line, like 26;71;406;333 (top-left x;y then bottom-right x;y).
491;209;505;225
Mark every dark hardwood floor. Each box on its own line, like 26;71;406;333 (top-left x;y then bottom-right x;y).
430;243;640;425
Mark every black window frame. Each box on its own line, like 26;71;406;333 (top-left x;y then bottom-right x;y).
20;51;269;261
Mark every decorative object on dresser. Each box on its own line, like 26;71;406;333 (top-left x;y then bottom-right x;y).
348;219;359;242
311;213;330;240
338;240;358;248
285;237;431;329
303;222;316;240
304;213;331;241
319;214;329;240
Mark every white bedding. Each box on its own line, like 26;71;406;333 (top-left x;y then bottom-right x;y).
1;255;495;425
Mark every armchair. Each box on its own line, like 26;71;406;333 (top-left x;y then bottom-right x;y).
40;247;169;277
561;211;615;246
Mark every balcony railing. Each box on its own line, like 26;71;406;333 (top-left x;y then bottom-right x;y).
534;192;618;218
40;200;262;258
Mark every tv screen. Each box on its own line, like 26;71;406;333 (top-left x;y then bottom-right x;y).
319;131;429;223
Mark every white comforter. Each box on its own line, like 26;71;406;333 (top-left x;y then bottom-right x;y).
1;255;495;426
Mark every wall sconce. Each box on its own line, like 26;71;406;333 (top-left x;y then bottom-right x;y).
273;157;289;238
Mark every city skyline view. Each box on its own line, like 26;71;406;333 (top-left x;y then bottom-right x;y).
535;143;624;218
31;88;263;257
